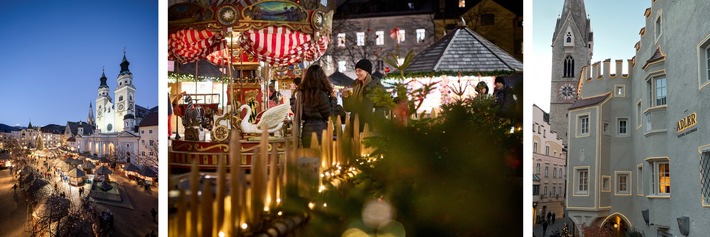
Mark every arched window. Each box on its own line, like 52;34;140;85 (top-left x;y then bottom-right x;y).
566;36;571;43
564;56;575;77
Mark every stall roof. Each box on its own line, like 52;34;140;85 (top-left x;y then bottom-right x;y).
399;27;522;78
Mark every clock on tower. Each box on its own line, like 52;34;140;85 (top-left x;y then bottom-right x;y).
558;83;577;101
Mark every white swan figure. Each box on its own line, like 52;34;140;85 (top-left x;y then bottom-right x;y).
239;103;290;134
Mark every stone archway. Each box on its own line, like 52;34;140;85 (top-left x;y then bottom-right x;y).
599;213;633;237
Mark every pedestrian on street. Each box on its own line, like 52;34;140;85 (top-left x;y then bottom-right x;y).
542;220;548;237
552;212;556;224
79;187;84;196
547;211;552;223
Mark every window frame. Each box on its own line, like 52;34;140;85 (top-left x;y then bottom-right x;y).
416;29;426;43
615;171;632;196
356;32;365;46
617;117;629;136
574;167;590;196
337;33;346;47
637;163;644;196
375;31;384;45
601;175;611;192
699;150;710;206
647;157;671;198
576;113;591;137
648;76;667;107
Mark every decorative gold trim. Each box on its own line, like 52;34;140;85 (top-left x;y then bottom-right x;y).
173;143;193;151
195;144;230;152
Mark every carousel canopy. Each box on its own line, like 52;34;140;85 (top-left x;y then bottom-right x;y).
67;168;86;178
95;166;113;175
396;26;523;78
328;71;354;86
124;163;141;172
138;166;158;178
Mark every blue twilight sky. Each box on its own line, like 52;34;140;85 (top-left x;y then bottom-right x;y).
0;1;158;127
529;0;650;112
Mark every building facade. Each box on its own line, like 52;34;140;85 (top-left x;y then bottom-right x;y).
137;111;158;168
533;104;567;224
549;0;593;145
565;1;710;236
68;52;153;166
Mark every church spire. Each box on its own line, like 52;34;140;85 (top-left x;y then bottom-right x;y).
119;48;132;76
99;67;109;89
88;102;95;126
28;120;33;129
555;0;591;44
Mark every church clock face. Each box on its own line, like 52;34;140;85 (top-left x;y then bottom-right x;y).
128;102;134;110
559;83;577;100
118;103;125;111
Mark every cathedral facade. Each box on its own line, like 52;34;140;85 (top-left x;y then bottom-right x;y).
71;53;145;165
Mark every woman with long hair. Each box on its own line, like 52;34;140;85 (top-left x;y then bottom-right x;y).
290;64;337;147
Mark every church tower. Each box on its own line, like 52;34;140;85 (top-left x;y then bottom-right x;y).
88;102;95;128
96;69;115;133
549;0;593;144
114;50;136;133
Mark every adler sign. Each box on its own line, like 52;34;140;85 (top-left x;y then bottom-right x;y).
676;113;698;137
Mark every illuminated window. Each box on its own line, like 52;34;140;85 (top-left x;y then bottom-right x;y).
356;32;365;46
338;61;346;72
458;0;465;8
375;31;384;45
398;30;406;43
416;29;425;43
649;159;670;196
337;33;346;47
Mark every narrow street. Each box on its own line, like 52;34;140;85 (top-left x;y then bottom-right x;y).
0;168;30;237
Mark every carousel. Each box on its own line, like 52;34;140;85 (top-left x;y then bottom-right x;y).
168;1;336;236
168;0;333;173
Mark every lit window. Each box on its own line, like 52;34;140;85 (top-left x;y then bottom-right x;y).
700;151;710;204
416;29;425;43
577;168;589;193
337;33;346;47
356;32;365;46
375;31;384;45
458;0;465;8
618;118;628;135
398;30;406;43
649;159;670;196
338;61;346;72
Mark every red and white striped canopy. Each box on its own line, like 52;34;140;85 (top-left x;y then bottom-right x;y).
238;26;329;67
168;28;227;65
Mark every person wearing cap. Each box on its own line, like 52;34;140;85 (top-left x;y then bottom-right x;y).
343;59;387;131
493;76;515;117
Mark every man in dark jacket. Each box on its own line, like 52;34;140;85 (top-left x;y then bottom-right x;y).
343;59;388;132
493;76;515;118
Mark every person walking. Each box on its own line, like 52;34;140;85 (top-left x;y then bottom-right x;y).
290;64;339;148
542;220;548;237
552;212;556;224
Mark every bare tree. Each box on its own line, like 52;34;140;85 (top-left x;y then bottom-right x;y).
135;141;158;168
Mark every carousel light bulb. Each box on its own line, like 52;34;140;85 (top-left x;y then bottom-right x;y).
277;211;283;216
276;198;281;203
264;206;270;212
218;232;225;237
319;185;326;192
323;203;327;208
308;202;315;209
241;223;248;230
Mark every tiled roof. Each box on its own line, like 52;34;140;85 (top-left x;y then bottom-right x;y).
404;27;523;74
568;93;611;110
139;111;159;127
66;121;94;136
328;71;355;86
643;47;665;69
